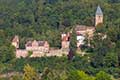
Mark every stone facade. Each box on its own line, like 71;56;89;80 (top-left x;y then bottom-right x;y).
25;40;49;53
12;36;50;58
12;36;69;58
12;35;19;49
95;6;103;26
61;33;70;49
75;25;95;37
75;25;95;48
16;49;28;58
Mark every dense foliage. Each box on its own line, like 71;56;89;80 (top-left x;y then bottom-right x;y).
0;57;119;80
0;0;120;79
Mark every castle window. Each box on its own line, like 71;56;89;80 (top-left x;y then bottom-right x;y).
99;16;101;19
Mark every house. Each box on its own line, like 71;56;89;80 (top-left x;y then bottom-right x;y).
76;34;85;48
75;25;95;46
75;25;95;37
75;6;103;48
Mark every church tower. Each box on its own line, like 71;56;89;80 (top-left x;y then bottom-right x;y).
95;6;103;26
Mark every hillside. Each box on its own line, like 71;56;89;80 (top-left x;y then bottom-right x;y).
0;0;120;80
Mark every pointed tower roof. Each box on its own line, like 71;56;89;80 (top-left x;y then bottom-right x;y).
96;6;103;15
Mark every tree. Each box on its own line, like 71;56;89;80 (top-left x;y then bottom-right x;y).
67;70;95;80
67;49;74;60
104;52;118;67
96;71;112;80
116;41;120;66
0;45;15;63
90;33;113;67
10;74;21;80
69;28;77;53
23;64;39;80
107;26;120;66
41;67;67;80
96;24;106;33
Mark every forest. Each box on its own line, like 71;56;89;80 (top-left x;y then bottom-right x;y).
0;0;120;80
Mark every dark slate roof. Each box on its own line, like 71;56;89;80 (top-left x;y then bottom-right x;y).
96;6;103;15
38;41;45;46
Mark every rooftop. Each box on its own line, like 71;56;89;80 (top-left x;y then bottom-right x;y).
75;25;95;31
96;5;103;15
26;40;47;47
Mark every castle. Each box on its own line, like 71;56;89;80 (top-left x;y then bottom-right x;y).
12;36;50;58
61;5;103;49
12;6;103;58
12;36;68;58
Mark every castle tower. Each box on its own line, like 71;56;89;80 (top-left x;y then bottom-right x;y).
95;6;103;26
61;33;70;49
12;35;19;49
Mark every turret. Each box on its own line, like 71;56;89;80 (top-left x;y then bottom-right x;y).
12;35;19;49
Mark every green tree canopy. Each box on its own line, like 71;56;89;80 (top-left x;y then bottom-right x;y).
96;71;112;80
23;64;39;80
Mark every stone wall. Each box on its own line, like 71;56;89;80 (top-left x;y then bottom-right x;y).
16;49;68;58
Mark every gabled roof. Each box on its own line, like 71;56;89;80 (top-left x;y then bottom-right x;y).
38;41;46;46
96;6;103;15
26;40;47;47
